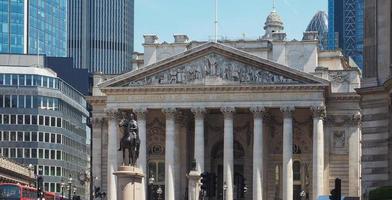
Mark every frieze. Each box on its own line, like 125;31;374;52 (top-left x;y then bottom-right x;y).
124;53;301;87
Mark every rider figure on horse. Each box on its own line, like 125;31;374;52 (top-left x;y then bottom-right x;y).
118;113;140;166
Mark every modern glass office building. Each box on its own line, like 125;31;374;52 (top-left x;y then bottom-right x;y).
328;0;364;68
0;54;89;198
305;11;329;50
0;0;67;57
68;0;134;74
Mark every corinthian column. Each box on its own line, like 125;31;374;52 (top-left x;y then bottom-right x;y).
163;108;177;200
250;106;265;200
191;107;206;173
106;109;119;200
280;106;294;200
311;106;326;200
134;107;147;200
220;107;235;200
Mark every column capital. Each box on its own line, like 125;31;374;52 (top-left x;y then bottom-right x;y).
162;107;177;119
91;117;105;128
133;107;148;120
311;106;326;118
220;107;235;118
280;106;295;118
105;108;119;120
249;106;266;118
191;107;206;119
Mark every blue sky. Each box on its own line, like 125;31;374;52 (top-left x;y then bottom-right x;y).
134;0;328;52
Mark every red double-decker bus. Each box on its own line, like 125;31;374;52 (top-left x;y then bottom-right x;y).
0;183;62;200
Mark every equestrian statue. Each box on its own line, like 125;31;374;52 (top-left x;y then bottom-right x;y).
118;113;140;166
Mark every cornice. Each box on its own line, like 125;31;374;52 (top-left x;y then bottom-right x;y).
86;96;107;105
327;93;361;101
101;84;327;95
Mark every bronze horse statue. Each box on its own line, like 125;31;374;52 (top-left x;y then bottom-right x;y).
118;113;140;166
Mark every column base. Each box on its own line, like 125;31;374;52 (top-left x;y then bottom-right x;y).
188;170;201;200
113;165;145;200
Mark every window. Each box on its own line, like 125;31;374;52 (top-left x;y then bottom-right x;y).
24;115;30;124
11;74;17;85
10;148;16;158
24;148;30;158
38;149;43;158
26;75;32;86
10;131;16;141
11;95;17;108
56;134;61;144
26;96;31;108
24;132;30;141
17;132;23;141
51;117;56;127
44;149;49;159
31;132;37;142
50;133;55;143
0;95;3;108
32;115;37;125
3;148;9;157
50;150;55;159
10;115;16;124
56;118;61;127
56;167;61;176
45;116;50;126
18;74;25;86
3;115;9;124
39;115;44;125
50;182;55;192
3;131;9;141
4;95;10;107
33;75;41;86
50;166;55;176
44;133;49;143
18;95;25;108
4;74;10;85
43;76;48;88
31;149;37;158
17;148;23;158
17;115;23;124
44;166;49;176
56;151;61;160
38;132;43;142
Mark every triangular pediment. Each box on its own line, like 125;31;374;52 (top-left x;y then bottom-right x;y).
100;43;329;89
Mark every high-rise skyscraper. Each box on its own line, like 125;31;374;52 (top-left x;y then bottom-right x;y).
305;11;329;50
328;0;363;68
68;0;134;75
0;0;67;57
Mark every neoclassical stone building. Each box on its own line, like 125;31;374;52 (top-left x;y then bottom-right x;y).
89;10;362;200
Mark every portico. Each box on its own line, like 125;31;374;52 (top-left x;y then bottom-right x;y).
89;42;362;200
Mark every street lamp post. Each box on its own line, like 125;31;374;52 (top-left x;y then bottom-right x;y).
60;180;65;200
68;175;73;200
148;175;155;200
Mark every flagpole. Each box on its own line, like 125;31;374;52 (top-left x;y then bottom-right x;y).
214;0;218;42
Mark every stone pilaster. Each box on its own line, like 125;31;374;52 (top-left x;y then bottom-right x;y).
250;106;266;200
311;106;326;200
134;107;148;200
162;108;177;200
105;109;119;200
280;106;294;200
349;112;361;196
191;107;206;173
92;117;104;187
220;107;235;200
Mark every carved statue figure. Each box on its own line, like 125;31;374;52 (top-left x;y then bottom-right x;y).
118;113;140;166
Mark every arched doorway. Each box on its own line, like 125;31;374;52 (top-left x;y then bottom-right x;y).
210;141;246;200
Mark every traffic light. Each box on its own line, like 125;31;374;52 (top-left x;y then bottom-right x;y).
200;172;209;192
329;178;341;200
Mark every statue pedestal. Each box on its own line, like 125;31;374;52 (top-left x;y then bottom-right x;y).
113;165;145;200
188;170;201;200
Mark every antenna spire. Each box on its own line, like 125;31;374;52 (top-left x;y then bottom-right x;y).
214;0;218;42
272;0;276;11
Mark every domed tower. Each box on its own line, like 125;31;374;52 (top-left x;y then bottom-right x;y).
262;9;285;39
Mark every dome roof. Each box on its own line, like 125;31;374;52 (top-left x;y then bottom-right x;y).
306;11;328;33
264;10;284;28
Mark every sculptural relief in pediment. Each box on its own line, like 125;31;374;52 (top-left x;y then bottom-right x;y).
125;53;303;87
